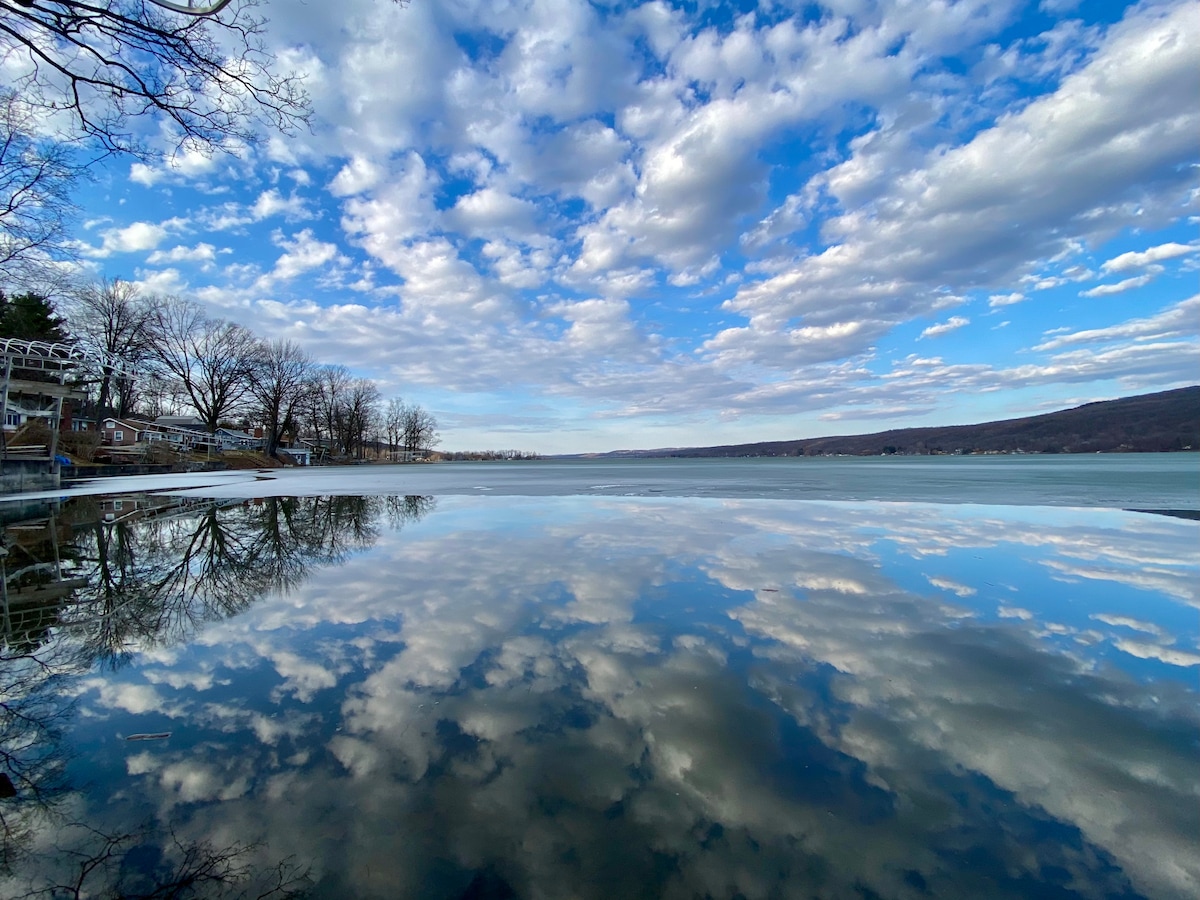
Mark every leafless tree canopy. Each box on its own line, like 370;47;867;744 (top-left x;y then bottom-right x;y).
0;0;311;158
401;400;438;455
149;296;263;433
0;92;78;289
66;277;162;422
251;338;314;456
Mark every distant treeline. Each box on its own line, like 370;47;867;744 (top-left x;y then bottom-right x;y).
581;387;1200;459
438;450;541;461
0;283;439;462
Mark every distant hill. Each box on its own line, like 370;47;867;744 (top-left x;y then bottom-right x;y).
578;387;1200;458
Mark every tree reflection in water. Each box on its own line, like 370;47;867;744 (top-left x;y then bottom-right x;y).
0;494;434;897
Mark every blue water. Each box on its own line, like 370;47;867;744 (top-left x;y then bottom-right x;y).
159;452;1200;509
1;480;1197;899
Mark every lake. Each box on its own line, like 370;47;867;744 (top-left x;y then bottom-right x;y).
1;456;1196;899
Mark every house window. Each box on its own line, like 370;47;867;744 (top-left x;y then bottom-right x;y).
4;412;19;426
113;500;123;511
106;421;115;428
113;431;123;441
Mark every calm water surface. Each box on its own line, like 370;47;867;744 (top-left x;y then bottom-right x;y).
1;462;1197;899
23;452;1200;509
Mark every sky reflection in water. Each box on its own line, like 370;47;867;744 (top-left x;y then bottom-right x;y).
2;495;1197;899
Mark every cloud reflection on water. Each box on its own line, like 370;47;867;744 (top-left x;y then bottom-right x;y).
6;497;1197;899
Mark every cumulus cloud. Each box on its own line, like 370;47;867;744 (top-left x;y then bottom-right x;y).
928;576;976;597
87;221;172;257
329;156;386;197
128;146;220;186
1101;241;1195;272
1113;640;1200;668
715;1;1197;367
449;187;541;240
250;189;313;222
1034;295;1198;351
919;316;970;339
255;229;347;289
145;243;219;267
339;152;440;267
987;292;1025;307
1080;273;1156;297
66;0;1198;449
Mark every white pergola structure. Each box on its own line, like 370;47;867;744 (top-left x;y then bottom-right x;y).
0;338;133;470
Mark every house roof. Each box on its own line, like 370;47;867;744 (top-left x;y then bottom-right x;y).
155;416;207;430
103;416;154;430
215;427;261;441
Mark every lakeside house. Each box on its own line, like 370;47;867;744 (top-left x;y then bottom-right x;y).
100;415;157;447
4;397;92;434
96;416;265;455
214;427;266;451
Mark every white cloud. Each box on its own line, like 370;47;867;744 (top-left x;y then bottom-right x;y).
87;221;171;257
145;243;219;267
129;162;164;187
920;316;970;339
1113;639;1200;668
715;1;1198;368
1079;273;1155;297
255;229;346;289
127;145;221;187
200;189;315;232
1040;0;1082;14
450;187;540;240
251;188;313;221
56;0;1199;450
1101;241;1195;272
329;156;386;197
928;576;976;597
1090;613;1168;641
130;267;189;296
339;152;440;267
1034;295;1198;350
549;297;647;356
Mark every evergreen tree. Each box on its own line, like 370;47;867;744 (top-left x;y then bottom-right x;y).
0;290;69;342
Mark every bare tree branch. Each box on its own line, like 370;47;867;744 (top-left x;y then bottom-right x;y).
0;91;79;290
64;277;161;422
0;0;311;158
149;296;262;433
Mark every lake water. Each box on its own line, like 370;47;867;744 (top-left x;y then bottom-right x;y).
1;457;1197;899
19;451;1200;508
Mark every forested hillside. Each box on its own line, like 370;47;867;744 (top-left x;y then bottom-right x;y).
586;388;1200;458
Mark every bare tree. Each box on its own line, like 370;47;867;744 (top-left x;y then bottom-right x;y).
384;396;405;458
342;377;380;459
0;0;310;158
65;278;161;424
136;374;189;420
0;92;78;290
303;364;350;457
401;402;439;458
149;297;262;434
251;339;314;457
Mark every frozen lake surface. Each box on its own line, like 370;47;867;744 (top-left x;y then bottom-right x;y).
5;452;1199;509
1;458;1197;898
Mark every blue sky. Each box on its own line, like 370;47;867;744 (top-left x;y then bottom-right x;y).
65;0;1197;453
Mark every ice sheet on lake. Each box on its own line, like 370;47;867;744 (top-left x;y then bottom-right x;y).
2;455;1196;509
